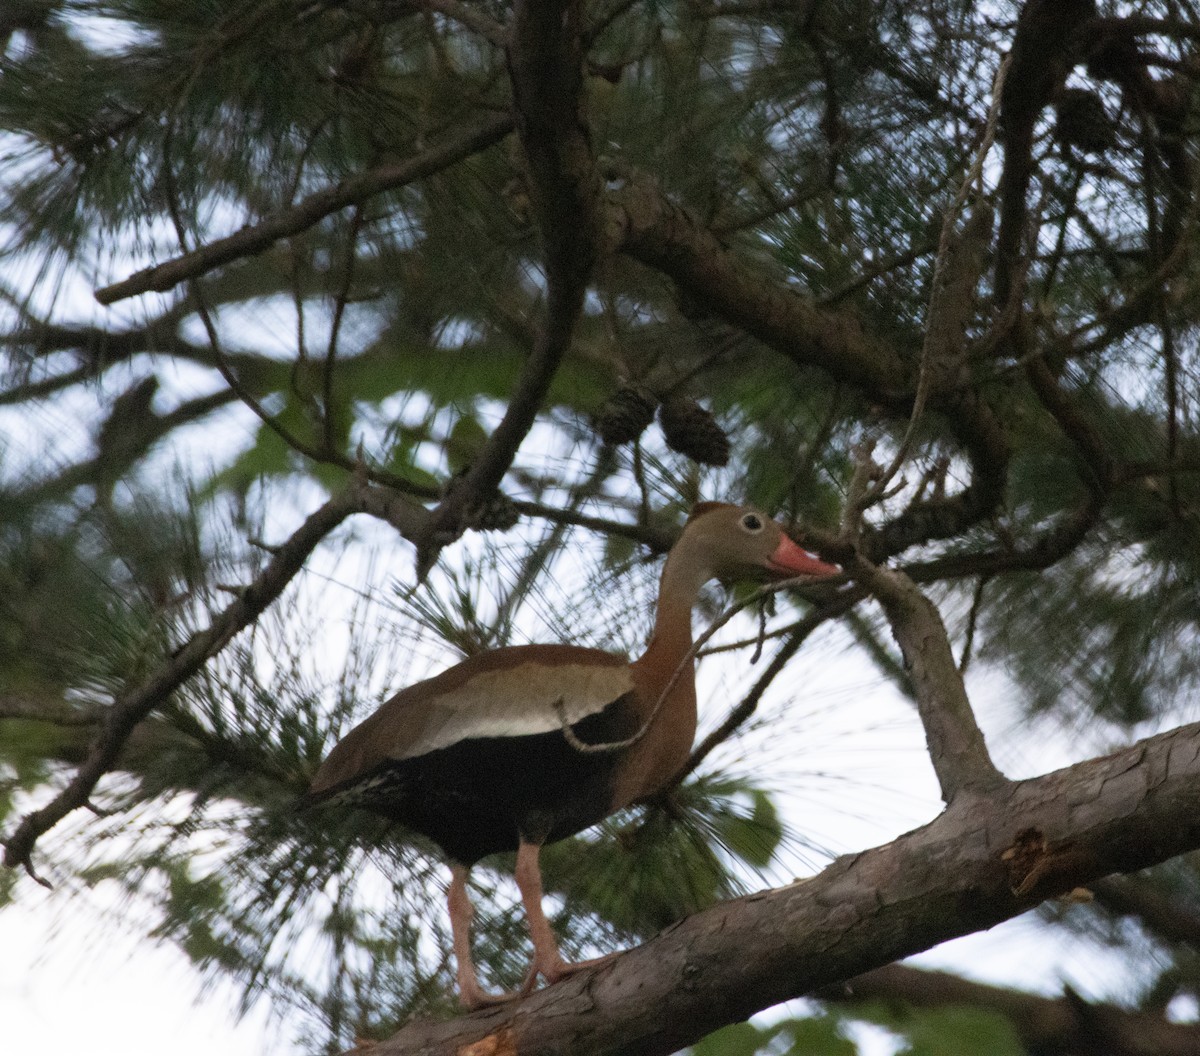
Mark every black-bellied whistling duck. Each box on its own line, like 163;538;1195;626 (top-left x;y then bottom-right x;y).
307;502;839;1009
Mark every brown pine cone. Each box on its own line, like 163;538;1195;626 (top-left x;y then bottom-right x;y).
658;396;730;466
594;385;658;446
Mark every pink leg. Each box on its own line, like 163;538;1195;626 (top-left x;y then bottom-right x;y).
447;865;517;1010
514;840;615;992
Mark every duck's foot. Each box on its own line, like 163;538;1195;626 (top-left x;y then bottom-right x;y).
458;973;521;1012
519;949;619;994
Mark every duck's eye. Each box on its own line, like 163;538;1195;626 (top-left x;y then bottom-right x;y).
740;513;764;533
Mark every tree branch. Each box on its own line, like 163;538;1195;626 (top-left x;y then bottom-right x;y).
11;389;238;507
673;587;864;785
1092;873;1200;949
0;694;107;727
607;174;1014;559
820;963;1200;1056
416;0;601;575
418;0;507;47
0;479;428;879
994;0;1096;307
608;173;908;394
359;718;1200;1056
94;113;515;305
850;556;1006;801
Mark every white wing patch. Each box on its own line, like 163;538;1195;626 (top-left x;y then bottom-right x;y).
391;662;634;760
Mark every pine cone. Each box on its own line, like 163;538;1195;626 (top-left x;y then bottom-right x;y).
594;385;658;446
1056;89;1115;154
658;396;730;466
465;493;520;532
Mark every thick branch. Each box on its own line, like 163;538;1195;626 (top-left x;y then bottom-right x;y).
608;175;907;395
851;558;1005;801
821;964;1200;1056
94;113;515;305
363;719;1200;1056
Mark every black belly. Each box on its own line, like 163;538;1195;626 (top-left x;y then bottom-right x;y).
334;694;639;865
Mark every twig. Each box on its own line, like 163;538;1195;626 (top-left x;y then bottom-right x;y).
420;0;508;47
12;389;237;508
583;0;641;44
904;490;1104;585
492;450;617;640
161;123;328;469
1024;352;1113;490
820;238;937;306
673;587;864;785
866;51;1011;503
839;439;883;542
322;204;365;453
750;604;767;664
0;696;108;727
511;498;677;552
958;574;989;674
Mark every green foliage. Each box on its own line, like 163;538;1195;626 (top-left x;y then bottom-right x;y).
541;775;786;940
851;1002;1025;1056
693;1013;856;1056
979;543;1200;726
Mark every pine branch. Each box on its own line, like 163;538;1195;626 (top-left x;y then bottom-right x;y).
672;588;863;785
0;694;106;727
94;113;515;306
606;173;1013;560
1024;350;1115;491
0;479;428;880
355;718;1200;1056
12;389;237;507
904;491;1105;584
607;172;908;394
994;0;1096;307
417;0;507;47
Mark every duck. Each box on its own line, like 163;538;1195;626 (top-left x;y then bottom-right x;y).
307;501;839;1008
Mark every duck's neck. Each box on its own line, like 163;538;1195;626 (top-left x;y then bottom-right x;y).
638;546;709;676
610;546;709;807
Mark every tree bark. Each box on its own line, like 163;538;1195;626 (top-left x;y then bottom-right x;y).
363;718;1200;1056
